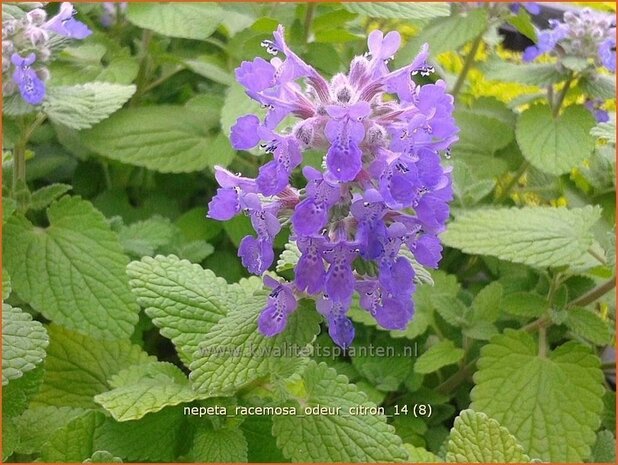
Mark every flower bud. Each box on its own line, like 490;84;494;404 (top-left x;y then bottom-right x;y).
27;8;47;25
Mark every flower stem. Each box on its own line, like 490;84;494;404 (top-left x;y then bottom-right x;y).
436;359;476;394
130;29;153;106
451;32;484;99
569;276;616;308
12;139;27;194
494;161;529;203
551;73;574;118
303;2;317;43
538;326;547;358
12;113;46;195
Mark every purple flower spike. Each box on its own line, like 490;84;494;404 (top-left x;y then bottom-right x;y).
523;8;614;70
11;53;46;105
206;25;458;347
44;2;92;39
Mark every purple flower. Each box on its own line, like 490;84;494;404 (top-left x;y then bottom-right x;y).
584;99;610;123
523;8;615;71
207;187;240;221
317;296;355;348
11;53;46;105
238;236;274;275
257;276;298;337
598;37;616;72
231;115;261;150
206;25;458;347
44;2;91;39
291;167;340;236
322;240;358;303
509;3;541;15
295;236;326;295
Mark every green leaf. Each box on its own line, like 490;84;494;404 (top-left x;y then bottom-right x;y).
190;300;321;396
505;9;536;41
591;430;616;463
579;74;616;101
446;409;530;462
3;365;45;418
470;330;605;461
28;183;72;211
14;406;87;454
396;8;488;61
414;340;464;374
126;3;223;40
185;56;232;85
351;335;414;392
2;269;11;300
502;292;547;318
441;206;601;269
117;216;177;257
127;255;233;364
343;2;450;20
3;196;139;339
40;411;106;462
172;240;214;263
591;117;616;145
48;41;139;86
81;106;219;173
203;132;236;169
43;83;135;130
2;304;48;385
95;408;185;462
449;159;496;207
481;59;566;87
516;104;596;176
95;362;200;421
454;108;514;156
471;282;503;322
32;325;153;408
189;427;248;462
566;307;612;346
273;361;408;462
2;417;18;461
404;444;442;462
241;416;287;462
84;450;123;463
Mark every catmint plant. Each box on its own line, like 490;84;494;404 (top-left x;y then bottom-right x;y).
523;8;616;71
207;26;458;348
2;2;91;105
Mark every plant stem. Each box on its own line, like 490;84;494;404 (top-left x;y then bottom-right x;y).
451;32;484;99
141;66;182;93
12;139;26;194
436;359;476;395
538;326;547;358
569;276;616;308
303;2;316;43
551;73;574;117
588;247;607;266
12;113;46;195
130;29;153;106
495;161;529;203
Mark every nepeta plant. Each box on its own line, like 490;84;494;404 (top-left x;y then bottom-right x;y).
2;2;91;105
523;8;616;72
208;26;458;347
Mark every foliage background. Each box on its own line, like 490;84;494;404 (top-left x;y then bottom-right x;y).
2;1;616;463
